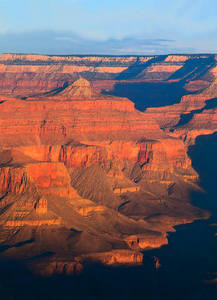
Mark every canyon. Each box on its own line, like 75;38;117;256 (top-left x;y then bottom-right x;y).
1;53;217;298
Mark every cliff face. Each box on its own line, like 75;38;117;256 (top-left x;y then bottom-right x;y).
3;137;194;186
0;54;215;273
142;57;217;136
0;78;162;147
0;53;213;95
0;54;150;95
168;62;217;143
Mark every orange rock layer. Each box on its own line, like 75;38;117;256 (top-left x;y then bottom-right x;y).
0;55;214;271
0;54;208;95
0;78;163;146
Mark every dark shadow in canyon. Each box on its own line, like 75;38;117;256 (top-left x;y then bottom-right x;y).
105;80;191;111
172;97;217;130
143;131;217;300
168;55;216;81
0;238;34;253
21;82;69;100
168;55;216;82
0;259;159;300
188;132;217;214
116;55;167;80
106;55;215;112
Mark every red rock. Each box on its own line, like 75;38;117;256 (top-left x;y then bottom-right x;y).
35;197;48;214
0;54;213;270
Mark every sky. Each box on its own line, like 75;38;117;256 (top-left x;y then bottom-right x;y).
0;0;216;55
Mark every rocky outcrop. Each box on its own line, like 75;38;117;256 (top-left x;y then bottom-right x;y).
0;166;35;196
0;162;79;198
58;77;93;98
78;249;143;266
124;233;168;250
28;249;143;276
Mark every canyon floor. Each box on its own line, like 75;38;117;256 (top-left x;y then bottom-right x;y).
0;53;217;299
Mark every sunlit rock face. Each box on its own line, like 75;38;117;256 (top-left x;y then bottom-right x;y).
0;77;162;146
0;53;216;273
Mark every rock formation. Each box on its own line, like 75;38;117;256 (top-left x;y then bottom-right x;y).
0;53;216;275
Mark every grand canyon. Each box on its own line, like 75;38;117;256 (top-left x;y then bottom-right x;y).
1;53;217;299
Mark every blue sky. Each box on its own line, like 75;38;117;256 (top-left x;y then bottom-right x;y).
0;0;216;54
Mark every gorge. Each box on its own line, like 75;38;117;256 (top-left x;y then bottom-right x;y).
0;53;217;299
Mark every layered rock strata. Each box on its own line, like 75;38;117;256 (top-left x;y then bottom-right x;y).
0;54;214;275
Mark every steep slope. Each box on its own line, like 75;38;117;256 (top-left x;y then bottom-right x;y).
171;62;217;143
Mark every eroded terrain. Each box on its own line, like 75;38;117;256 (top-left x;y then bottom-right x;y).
0;54;217;288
